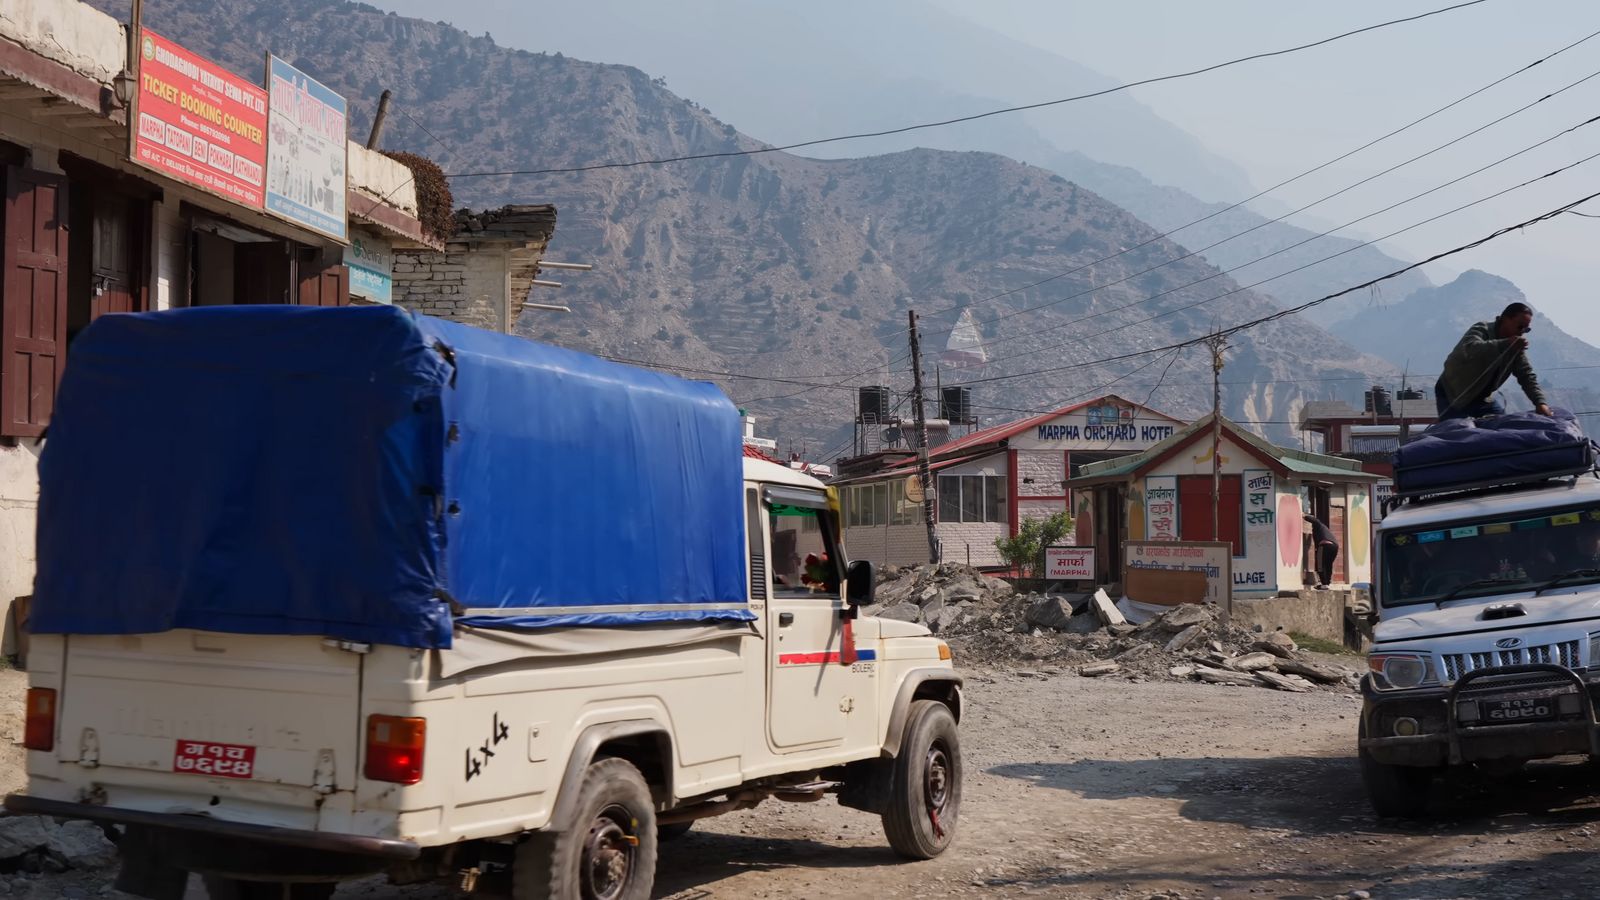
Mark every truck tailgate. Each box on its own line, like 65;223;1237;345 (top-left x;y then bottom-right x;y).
57;632;362;803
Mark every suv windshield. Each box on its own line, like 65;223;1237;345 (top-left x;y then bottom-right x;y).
1382;505;1600;606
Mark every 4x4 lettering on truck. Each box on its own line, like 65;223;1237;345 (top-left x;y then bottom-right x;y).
6;306;963;900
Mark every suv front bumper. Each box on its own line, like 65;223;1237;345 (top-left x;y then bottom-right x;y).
1361;663;1600;767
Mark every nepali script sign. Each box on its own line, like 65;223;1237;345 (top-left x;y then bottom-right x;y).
266;56;348;240
135;31;267;209
1044;546;1095;581
1124;541;1232;606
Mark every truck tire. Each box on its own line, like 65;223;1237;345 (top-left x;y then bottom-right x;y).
1358;720;1433;818
514;757;657;900
882;699;961;859
201;877;336;900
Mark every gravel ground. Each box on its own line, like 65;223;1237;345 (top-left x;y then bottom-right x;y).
12;666;1600;899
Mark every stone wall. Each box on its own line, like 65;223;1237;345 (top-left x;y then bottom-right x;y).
393;245;499;330
1231;590;1346;646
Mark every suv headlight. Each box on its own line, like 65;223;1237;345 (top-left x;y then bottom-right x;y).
1368;653;1438;691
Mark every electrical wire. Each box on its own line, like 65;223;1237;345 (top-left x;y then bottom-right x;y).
942;185;1600;401
445;1;1494;180
867;23;1600;347
939;98;1600;369
947;137;1600;382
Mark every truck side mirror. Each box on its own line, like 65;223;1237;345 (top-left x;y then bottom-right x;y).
846;560;875;606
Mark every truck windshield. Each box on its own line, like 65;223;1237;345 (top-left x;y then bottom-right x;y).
1382;505;1600;606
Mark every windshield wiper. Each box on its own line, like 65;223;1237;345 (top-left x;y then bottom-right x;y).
1533;568;1600;597
1436;577;1527;607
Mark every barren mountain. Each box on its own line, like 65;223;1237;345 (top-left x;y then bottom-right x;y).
102;0;1400;450
1333;270;1600;414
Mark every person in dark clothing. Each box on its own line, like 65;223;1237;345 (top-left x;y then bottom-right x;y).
1305;514;1339;589
1435;301;1552;420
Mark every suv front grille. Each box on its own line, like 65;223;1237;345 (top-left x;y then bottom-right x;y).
1442;640;1580;681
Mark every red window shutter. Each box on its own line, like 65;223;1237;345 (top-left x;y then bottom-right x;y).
297;255;350;307
2;167;69;438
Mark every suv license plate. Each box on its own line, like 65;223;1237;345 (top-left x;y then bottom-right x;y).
1483;698;1556;723
173;740;257;779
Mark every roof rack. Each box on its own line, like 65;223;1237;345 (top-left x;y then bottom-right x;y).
1383;467;1595;517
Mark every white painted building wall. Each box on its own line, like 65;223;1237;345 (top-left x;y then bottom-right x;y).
0;0;124;87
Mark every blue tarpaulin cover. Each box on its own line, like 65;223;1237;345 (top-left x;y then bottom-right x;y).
1393;409;1597;497
32;306;751;649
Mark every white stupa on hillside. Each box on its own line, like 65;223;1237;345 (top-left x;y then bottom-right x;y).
940;308;987;369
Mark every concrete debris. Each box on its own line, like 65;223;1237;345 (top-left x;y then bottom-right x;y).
1226;652;1280;673
0;816;116;872
1079;661;1122;677
1090;589;1128;627
883;569;1360;693
1274;658;1347;684
1254;631;1298;657
1255;671;1313;693
876;602;922;623
1024;596;1077;632
1165;624;1206;653
1193;666;1260;687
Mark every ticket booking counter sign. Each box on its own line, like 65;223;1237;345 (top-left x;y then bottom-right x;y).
134;31;268;209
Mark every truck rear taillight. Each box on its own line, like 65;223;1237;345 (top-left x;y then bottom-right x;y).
24;688;56;752
365;715;426;784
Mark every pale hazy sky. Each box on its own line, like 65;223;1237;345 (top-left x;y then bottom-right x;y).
376;0;1600;343
937;0;1600;341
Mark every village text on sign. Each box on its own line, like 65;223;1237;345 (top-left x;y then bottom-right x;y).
1044;546;1095;580
134;30;268;209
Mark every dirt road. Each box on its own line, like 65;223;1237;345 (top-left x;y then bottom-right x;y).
13;668;1600;899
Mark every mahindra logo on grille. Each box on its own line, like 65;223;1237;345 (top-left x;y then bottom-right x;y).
1494;637;1524;649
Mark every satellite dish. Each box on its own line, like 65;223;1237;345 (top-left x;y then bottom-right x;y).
882;425;903;445
905;477;925;504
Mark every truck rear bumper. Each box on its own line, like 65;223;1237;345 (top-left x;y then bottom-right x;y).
3;793;421;861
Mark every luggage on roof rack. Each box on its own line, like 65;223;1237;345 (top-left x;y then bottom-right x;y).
1392;409;1597;501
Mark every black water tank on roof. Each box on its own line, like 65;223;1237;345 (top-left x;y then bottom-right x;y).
940;386;972;423
1364;386;1393;416
858;386;890;421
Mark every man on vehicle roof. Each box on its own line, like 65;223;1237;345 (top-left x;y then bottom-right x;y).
1435;301;1552;420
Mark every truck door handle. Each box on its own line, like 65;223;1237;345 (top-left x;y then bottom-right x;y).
779;613;795;627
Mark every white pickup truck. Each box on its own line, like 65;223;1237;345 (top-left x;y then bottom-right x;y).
1358;413;1600;817
7;307;962;900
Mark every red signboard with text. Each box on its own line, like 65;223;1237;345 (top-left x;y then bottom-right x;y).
134;30;268;208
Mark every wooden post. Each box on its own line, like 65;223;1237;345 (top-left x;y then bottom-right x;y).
908;310;940;564
1207;333;1229;623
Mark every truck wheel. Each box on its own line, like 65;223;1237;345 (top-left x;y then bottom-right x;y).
657;821;693;842
514;757;657;900
1358;721;1434;818
201;877;335;900
882;699;961;859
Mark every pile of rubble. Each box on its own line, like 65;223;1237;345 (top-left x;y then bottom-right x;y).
861;564;1359;691
862;563;1017;633
0;815;116;875
956;592;1356;693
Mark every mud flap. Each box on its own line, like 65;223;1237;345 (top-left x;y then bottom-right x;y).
114;827;189;900
836;757;893;814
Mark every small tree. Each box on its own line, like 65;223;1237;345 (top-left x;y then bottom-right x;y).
994;511;1074;578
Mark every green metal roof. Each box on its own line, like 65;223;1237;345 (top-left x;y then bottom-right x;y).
1073;414;1376;483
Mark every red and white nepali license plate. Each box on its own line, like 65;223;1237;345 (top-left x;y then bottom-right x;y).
173;740;256;779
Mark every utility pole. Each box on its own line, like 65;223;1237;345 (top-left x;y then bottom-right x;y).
908;310;940;564
1206;333;1230;624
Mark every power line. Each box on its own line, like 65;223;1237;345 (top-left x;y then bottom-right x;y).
948;135;1600;381
942;185;1600;401
867;23;1600;348
444;0;1494;180
940;84;1600;368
